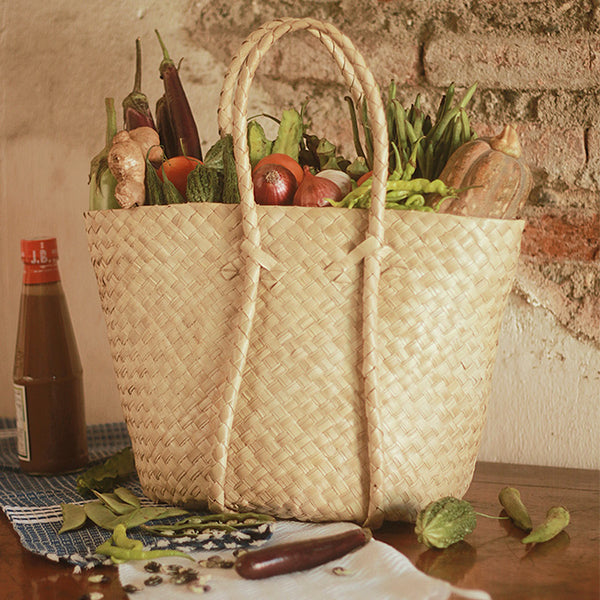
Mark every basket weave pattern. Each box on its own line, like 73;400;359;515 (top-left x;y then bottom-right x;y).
85;18;524;526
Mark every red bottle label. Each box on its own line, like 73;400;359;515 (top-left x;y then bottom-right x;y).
21;238;61;284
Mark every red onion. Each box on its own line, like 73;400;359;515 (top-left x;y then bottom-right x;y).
252;163;297;205
293;167;343;207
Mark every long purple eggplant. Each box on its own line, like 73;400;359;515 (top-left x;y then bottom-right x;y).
155;29;202;160
235;527;372;580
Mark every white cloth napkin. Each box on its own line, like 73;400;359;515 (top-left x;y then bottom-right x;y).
119;521;491;600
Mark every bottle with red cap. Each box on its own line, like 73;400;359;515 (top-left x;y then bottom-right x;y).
13;238;88;474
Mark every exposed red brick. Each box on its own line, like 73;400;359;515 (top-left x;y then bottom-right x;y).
521;210;600;261
585;125;600;187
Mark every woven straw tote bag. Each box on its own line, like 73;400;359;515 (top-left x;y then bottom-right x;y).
85;17;524;528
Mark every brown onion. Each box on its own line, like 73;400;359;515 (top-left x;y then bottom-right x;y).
293;166;342;207
252;163;297;205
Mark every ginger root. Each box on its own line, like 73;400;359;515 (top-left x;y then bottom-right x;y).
108;130;146;208
128;126;163;166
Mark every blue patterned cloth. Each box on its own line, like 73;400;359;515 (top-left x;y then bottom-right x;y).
0;419;272;568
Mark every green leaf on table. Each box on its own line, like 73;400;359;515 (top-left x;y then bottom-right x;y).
85;501;121;530
114;487;141;509
58;503;87;534
76;447;136;497
115;506;189;529
93;490;138;515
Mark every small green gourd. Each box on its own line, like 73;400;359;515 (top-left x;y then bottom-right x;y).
415;496;477;549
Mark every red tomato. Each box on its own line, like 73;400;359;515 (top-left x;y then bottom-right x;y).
254;153;304;187
356;170;373;186
158;156;202;199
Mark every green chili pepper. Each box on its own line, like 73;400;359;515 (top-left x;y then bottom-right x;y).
389;142;404;181
112;523;143;551
96;524;194;564
498;487;533;532
521;506;570;544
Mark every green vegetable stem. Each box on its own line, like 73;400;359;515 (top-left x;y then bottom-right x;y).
521;506;570;545
122;38;156;131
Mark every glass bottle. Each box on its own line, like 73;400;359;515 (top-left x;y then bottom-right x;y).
13;238;88;474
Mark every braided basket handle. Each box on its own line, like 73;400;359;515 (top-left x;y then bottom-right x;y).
210;17;389;528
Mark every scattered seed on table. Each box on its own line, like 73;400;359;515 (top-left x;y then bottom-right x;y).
122;584;139;594
144;561;162;573
188;583;212;594
199;555;225;568
164;566;177;575
232;548;247;558
332;566;354;576
144;574;163;586
87;574;111;584
172;569;199;585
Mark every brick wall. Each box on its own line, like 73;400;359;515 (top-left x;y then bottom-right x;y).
191;0;599;345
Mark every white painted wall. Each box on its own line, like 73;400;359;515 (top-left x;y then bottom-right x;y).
1;1;598;470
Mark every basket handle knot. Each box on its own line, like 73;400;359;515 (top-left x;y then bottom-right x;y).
240;239;277;272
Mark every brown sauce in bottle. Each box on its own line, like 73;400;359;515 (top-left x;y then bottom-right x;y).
13;238;88;474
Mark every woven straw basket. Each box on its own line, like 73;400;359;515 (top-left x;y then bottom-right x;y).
85;17;524;528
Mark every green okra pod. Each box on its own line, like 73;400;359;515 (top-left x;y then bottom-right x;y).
521;506;570;544
247;120;272;169
498;486;533;532
272;108;304;162
345;96;367;161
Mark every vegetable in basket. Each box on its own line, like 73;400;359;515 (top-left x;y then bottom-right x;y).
434;124;533;219
88;98;119;211
155;30;203;161
107;129;154;208
294;166;344;207
158;155;202;199
252;162;298;205
123;37;156;131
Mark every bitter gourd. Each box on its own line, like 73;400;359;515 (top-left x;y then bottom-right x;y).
415;496;477;549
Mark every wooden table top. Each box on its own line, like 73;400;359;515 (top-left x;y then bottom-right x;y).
0;461;598;599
